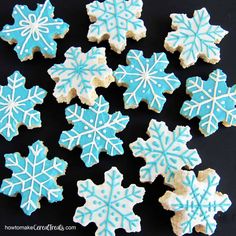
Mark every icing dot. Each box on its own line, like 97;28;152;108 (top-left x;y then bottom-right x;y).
96;136;100;141
130;80;133;83
44;47;48;51
17;46;20;49
21;6;24;9
99;120;103;125
158;84;161;88
50;42;54;46
90;119;94;123
142;90;145;93
216;108;220;112
201;96;204;100
56;25;60;29
131;65;134;68
13;11;17;14
207;105;210;109
6;26;10;29
25;49;29;52
88;134;92;138
103;129;107;134
221;101;225;105
7;33;10;36
98;213;102;218
208;89;212;93
218;90;222;93
84;126;88;130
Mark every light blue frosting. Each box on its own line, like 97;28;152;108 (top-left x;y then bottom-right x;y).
73;167;145;235
114;50;180;112
0;0;69;61
0;140;68;216
0;71;47;141
181;69;236;136
59;96;129;167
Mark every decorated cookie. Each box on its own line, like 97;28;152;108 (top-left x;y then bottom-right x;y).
159;169;231;236
73;167;145;236
164;8;228;68
0;71;47;141
0;140;68;216
48;47;114;106
114;50;180;113
130;120;201;186
59;96;129;167
0;0;69;61
180;69;236;137
86;0;146;54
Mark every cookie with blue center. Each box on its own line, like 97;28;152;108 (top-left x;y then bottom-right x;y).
180;69;236;136
0;140;68;216
114;50;180;113
0;71;47;141
0;0;69;61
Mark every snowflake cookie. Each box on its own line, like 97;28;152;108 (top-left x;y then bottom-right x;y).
0;140;68;216
114;50;180;112
73;167;145;235
130;120;201;186
59;96;129;167
48;46;114;106
0;71;47;141
86;0;146;54
165;8;228;68
159;169;231;236
0;0;69;61
180;69;236;137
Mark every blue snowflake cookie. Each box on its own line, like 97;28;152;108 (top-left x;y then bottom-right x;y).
165;8;228;68
0;140;68;216
0;71;47;141
59;96;129;167
73;167;145;235
114;50;180;113
159;169;231;235
180;69;236;137
0;0;69;61
130;120;201;187
48;46;114;106
86;0;146;53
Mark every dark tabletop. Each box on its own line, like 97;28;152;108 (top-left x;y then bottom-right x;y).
0;0;235;235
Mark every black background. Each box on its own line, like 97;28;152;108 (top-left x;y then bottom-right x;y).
0;0;235;235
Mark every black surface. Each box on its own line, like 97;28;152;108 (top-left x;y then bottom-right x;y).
0;0;235;235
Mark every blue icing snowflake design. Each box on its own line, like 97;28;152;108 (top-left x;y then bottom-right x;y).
159;169;232;235
130;120;201;187
0;71;47;141
86;0;146;53
114;50;180;113
165;8;228;68
73;167;145;235
0;0;69;61
0;140;68;216
180;69;236;137
48;47;114;106
59;96;129;167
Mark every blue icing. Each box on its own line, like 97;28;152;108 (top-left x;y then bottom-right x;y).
130;120;201;186
0;71;47;141
73;167;145;235
161;169;232;235
87;0;146;53
165;8;228;68
59;96;129;167
0;0;69;61
180;69;236;136
0;140;68;216
114;50;180;112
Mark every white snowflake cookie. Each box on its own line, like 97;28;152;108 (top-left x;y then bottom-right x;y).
130;120;201;187
86;0;146;54
0;0;69;61
165;8;228;68
48;46;114;106
73;167;145;236
159;169;231;236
